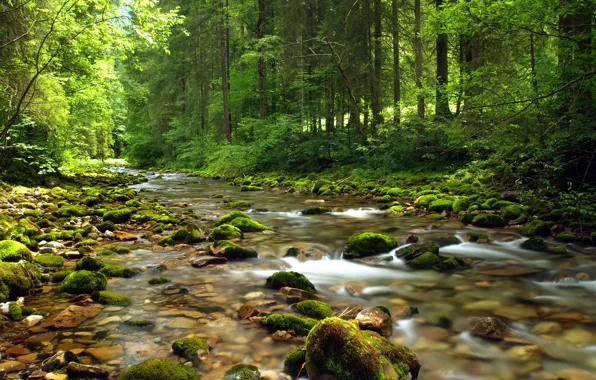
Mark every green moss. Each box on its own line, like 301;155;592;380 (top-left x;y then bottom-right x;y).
209;224;243;241
75;257;105;271
118;358;199;380
548;246;567;254
284;347;306;378
17;202;37;210
52;270;73;283
0;240;33;262
212;240;257;260
415;194;438;208
301;207;332;215
376;195;392;203
223;365;260;380
428;199;453;213
520;220;551;237
34;254;65;268
468;232;490;242
148;276;170;285
452;198;469;214
261;313;318;336
55;206;88;218
50;187;68;198
405;252;441;269
214;211;251;227
502;205;525;220
132;210;180;224
98;291;132;306
24;209;41;218
429;213;445;221
265;271;316;293
21;306;35;316
520;236;547;251
241;185;263;192
395;241;439;259
159;224;203;246
103;208;134;224
389;205;404;213
124;320;155;328
60;270;107;294
112;246;131;254
125;200;143;208
386;188;403;196
83;196;102;206
0;262;40;301
97;249;116;256
229;217;270;232
296;300;333;320
8;301;22;321
434;256;466;271
344;232;398;259
471;214;505;228
97;221;116;233
99;264;138;278
172;338;210;359
555;233;576;242
376;306;391;318
224;200;252;210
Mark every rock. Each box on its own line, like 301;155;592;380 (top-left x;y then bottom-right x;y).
210;240;257;260
224;365;260;380
66;362;109;378
85;345;123;362
244;292;264;300
464;300;502;311
42;305;102;329
295;300;333;320
279;287;322;302
266;272;316;293
478;266;543;277
238;304;258;319
391;305;419;320
521;220;551;237
118;358;199;379
42;350;78;371
530;321;562;335
271;330;294;341
260;370;279;380
356;307;393;337
0;360;26;373
59;271;107;294
23;314;44;327
283;245;326;262
165;317;196;329
305;318;420;379
405;234;419;244
208;224;243;241
261;314;317;336
6;346;29;356
115;231;138;241
191;256;228;268
494;305;538;320
172;338;210;360
343;232;398;259
284;347;306;378
470;317;511;340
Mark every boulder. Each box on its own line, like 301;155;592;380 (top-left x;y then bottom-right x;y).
356;307;393;337
344;232;398;259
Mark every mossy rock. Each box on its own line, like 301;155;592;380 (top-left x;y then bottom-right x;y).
209;224;243;241
405;252;441;269
344;232;398;259
301;207;332;215
17;202;37;210
555;233;576;242
223;365;260;380
51;270;73;283
55;206;88;218
97;249;116;257
241;185;263;192
229;217;270;232
0;240;33;262
471;214;505;228
520;236;547;251
468;232;490;242
452;198;469;214
296;300;333;320
389;205;404;213
0;262;41;301
395;241;439;260
118;358;200;380
428;199;453;213
284;347;306;378
124;320;155;329
24;209;41;218
60;270;107;294
103;208;134;224
214;211;250;227
97;221;117;233
97;291;132;306
502;205;525;220
159;224;203;246
112;246;131;254
125;199;143;208
548;246;567;254
224;200;251;210
435;235;461;247
414;194;437;208
386;188;403;196
212;240;257;260
148;276;170;285
34;254;64;268
99;264;138;278
520;220;551;237
265;271;316;293
75;257;105;271
305;318;420;380
172;338;210;359
132;210;180;224
434;256;466;271
376;195;392;203
8;301;22;321
261;313;318;336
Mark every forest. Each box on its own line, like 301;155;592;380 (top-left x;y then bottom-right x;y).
1;0;596;379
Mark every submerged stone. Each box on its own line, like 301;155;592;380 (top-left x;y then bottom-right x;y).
265;271;316;293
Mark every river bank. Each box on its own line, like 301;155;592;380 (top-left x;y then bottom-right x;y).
1;168;596;379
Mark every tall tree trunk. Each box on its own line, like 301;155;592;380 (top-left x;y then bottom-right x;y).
372;0;383;129
363;0;372;133
414;0;425;118
435;0;451;119
257;0;267;119
391;0;401;125
220;0;231;143
325;71;335;134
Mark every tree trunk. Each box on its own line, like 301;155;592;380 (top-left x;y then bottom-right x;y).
220;0;231;143
391;0;401;125
414;0;424;118
372;0;383;128
435;0;451;119
257;0;267;119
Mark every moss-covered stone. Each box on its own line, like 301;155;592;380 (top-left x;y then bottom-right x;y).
99;264;138;278
428;199;453;213
305;318;420;380
376;195;392;203
520;236;547;251
301;207;332;215
211;240;257;260
103;208;134;224
229;217;271;232
223;365;260;380
0;240;33;262
125;199;143;208
520;220;551;237
555;233;576;242
296;300;333;320
159;224;203;246
148;276;170;285
452;198;469;213
434;256;466;271
118;358;200;380
34;254;65;268
0;262;41;301
261;313;318;336
55;206;88;218
344;232;398;259
241;185;263;192
24;209;41;218
97;221;116;233
548;246;567;254
8;301;22;321
97;248;116;256
395;241;440;260
502;205;525;220
60;270;107;294
132;210;180;224
471;214;505;228
405;252;441;269
214;211;251;227
209;224;243;241
414;194;437;208
223;200;252;210
284;347;306;378
389;205;404;213
265;271;316;293
75;257;105;271
468;232;490;242
51;270;73;283
97;291;132;306
172;338;210;359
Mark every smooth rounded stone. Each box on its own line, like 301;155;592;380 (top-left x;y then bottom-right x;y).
505;345;541;362
464;300;502;311
165;317;196;329
244;292;265;300
85;345;123;362
576;272;591;281
469;317;512;340
97;316;122;326
418;326;452;342
41;305;102;329
103;306;123;312
237;304;258;319
355;307;393;338
17;353;39;363
23;315;44;328
411;337;451;352
191;256;228;268
0;361;26;373
561;329;594;345
66;362;109;378
478;266;543;277
279;287;322;303
494;306;538;320
283;245;326;262
6;346;30;356
260;370;279;380
531;322;562;336
390;305;418;320
45;373;68;380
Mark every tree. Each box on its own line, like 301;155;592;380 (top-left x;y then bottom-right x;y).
435;0;451;119
414;0;424;118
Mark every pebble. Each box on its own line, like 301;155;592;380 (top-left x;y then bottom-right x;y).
464;300;502;311
85;345;123;362
531;322;562;336
244;292;265;300
0;361;26;373
260;370;279;380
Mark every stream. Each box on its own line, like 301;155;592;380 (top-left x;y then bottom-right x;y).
25;171;596;379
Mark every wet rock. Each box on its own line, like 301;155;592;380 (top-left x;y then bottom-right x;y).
85;345;123;362
261;314;318;336
165;317;196;329
172;338;210;360
266;272;316;293
531;321;562;336
0;361;25;373
405;234;419;244
25;332;58;348
224;365;261;380
115;231;138;241
260;370;279;380
191;256;228;268
41;350;78;371
42;305;102;329
118;358;199;379
244;292;264;300
283;245;326;261
210;240;257;260
279;287;322;303
470;317;511;340
478;266;543;277
6;346;30;356
576;272;591;281
237;304;258;319
66;362;109;378
494;305;538;320
271;330;295;341
23;315;44;327
391;305;419;320
284;347;306;378
344;232;398;259
356;307;393;337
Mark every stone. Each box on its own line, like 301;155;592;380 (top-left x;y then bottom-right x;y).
23;315;44;327
278;287;322;303
505;345;541;362
115;231;138;241
97;316;122;326
165;317;196;329
390;305;418;320
244;292;264;300
6;346;30;356
238;304;258;319
530;322;562;336
41;350;78;371
494;306;538;320
191;256;228;268
42;305;102;329
478;266;543;277
356;307;393;338
464;300;502;311
26;332;58;348
470;317;511;340
0;361;25;373
44;373;67;380
283;245;326;262
260;370;279;380
85;345;123;362
66;362;109;378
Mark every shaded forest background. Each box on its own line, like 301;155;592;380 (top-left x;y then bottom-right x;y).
1;0;595;193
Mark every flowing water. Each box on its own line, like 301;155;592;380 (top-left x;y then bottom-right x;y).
24;171;596;379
